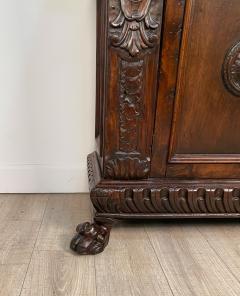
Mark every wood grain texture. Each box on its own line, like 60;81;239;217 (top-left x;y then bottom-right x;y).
146;222;240;296
88;152;240;216
0;220;40;265
90;0;240;253
73;152;240;254
0;265;28;296
0;194;240;295
197;222;240;278
95;223;173;296
150;0;186;177
21;251;96;296
35;194;92;252
0;194;48;222
167;0;240;178
95;0;108;156
101;0;164;179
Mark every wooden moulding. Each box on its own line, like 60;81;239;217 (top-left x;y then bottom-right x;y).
88;152;240;219
70;152;240;256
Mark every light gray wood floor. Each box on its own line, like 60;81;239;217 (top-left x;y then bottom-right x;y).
0;194;240;296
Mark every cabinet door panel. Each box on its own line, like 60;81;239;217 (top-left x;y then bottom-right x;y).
150;0;186;177
152;0;240;178
169;0;240;178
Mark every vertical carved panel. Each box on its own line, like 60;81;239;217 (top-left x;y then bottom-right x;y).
119;59;144;152
104;0;163;180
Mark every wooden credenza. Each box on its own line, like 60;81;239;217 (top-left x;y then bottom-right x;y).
70;0;240;255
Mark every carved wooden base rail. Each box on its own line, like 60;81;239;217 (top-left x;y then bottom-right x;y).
70;152;240;255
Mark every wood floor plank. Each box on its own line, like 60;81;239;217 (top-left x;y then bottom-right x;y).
145;222;240;296
35;194;92;253
0;194;48;222
2;194;240;296
0;264;28;296
95;222;173;296
21;250;96;296
197;221;240;278
0;220;40;265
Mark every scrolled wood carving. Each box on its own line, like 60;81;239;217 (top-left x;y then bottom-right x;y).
119;59;144;152
105;1;162;179
104;59;150;179
222;41;240;96
91;186;240;214
105;153;150;179
87;153;240;216
110;0;160;56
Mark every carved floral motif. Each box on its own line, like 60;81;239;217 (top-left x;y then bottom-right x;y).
105;154;150;179
105;0;161;179
119;59;144;152
104;59;150;179
110;0;160;56
223;41;240;96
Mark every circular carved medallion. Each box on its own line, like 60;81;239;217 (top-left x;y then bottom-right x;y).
223;41;240;97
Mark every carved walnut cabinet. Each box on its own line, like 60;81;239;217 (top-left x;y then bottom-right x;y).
70;0;240;255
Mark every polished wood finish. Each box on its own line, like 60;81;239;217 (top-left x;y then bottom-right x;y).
70;218;113;255
98;0;164;180
167;0;240;178
71;0;240;254
89;152;240;218
151;0;186;176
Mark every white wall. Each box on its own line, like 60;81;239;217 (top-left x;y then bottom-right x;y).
0;0;96;192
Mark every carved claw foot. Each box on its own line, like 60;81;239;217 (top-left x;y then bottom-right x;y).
70;219;113;255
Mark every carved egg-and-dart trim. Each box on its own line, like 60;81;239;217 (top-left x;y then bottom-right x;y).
222;40;240;97
110;0;160;57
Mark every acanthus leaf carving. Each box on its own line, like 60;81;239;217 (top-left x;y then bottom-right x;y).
91;186;240;215
104;153;150;179
110;0;160;56
105;0;162;179
87;152;240;215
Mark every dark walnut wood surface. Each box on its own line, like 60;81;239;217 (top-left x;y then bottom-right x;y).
71;0;240;255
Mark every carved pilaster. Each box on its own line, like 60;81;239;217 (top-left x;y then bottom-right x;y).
104;0;164;179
